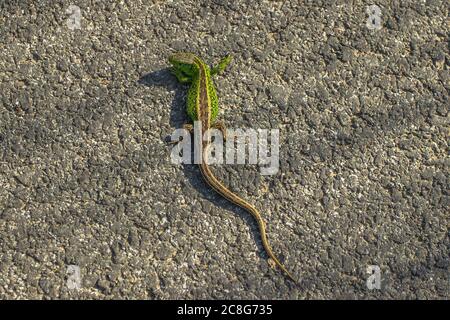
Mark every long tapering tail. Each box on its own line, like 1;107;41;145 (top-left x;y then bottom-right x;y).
199;161;297;283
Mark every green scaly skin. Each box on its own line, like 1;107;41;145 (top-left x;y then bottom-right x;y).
168;52;297;283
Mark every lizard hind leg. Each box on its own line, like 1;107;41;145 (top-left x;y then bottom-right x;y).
167;123;193;145
267;258;277;269
183;123;194;132
211;121;227;141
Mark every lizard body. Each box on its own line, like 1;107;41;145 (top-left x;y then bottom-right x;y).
168;52;296;283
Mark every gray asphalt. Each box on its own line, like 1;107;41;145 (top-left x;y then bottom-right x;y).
0;0;448;299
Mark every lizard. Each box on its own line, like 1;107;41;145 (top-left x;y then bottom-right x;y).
168;52;296;283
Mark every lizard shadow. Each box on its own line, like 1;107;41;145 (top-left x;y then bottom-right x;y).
138;69;275;272
138;68;186;131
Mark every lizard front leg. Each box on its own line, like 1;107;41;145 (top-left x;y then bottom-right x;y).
211;55;232;76
170;68;192;84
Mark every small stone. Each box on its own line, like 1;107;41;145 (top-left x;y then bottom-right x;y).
341;47;353;62
212;15;227;33
420;168;434;180
15;171;33;187
128;230;140;247
268;85;288;109
155;243;176;260
391;189;402;202
96;279;110;292
57;60;68;72
38;278;51;294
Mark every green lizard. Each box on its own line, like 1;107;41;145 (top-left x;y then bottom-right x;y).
168;52;296;283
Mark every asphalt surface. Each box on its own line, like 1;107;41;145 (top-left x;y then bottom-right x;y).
0;0;448;299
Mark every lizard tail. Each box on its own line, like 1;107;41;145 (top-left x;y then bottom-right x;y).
199;162;297;283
